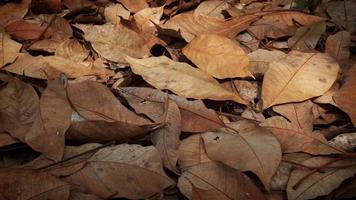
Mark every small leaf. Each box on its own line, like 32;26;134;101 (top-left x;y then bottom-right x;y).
325;31;351;61
0;31;22;67
178;134;211;169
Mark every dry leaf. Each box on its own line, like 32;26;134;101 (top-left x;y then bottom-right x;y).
272;100;314;133
260;116;345;154
64;144;173;199
333;67;356;126
0;132;18;148
4;53;111;79
248;49;286;77
177;161;266;200
117;87;223;132
134;6;164;34
118;0;149;13
0;31;22;67
313;82;339;106
194;0;229;20
75;23;151;63
55;39;89;63
105;4;130;25
183;34;252;79
5;19;54;41
262;51;339;109
288;22;326;51
327;0;356;33
325;31;351;61
69;191;103;200
0;168;70;200
0;0;31;26
151;98;181;171
28;38;63;53
202;120;281;189
287;156;356;200
178;134;211;169
126;56;248;104
221;80;259;103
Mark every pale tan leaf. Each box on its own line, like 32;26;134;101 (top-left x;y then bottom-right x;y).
104;4;130;25
118;0;149;13
183;34;252;79
288;22;326;51
221;80;258;103
333;66;356;126
117;87;223;132
272;100;314;133
125;56;248;104
260;116;345;154
4;53;111;79
134;6;164;33
29;39;62;53
0;168;70;200
202;120;281;189
178;134;211;169
63;144;173;199
75;23;151;63
248;49;286;77
151;98;181;171
325;31;351;61
262;51;339;109
0;31;22;67
194;0;229;20
55;39;89;63
313;82;339;106
177;162;266;200
0;0;31;26
287;157;356;200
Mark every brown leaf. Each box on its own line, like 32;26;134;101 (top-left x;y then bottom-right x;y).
262;51;339;109
0;132;18;148
117;87;223;132
55;39;89;63
125;56;248;104
38;15;73;40
151;98;181;171
118;0;149;13
104;4;130;25
194;0;230;20
327;0;356;33
25;78;72;161
0;0;31;26
133;6;164;34
63;144;173;199
5;19;54;41
272;100;314;133
288;22;326;51
260;116;345;154
178;134;211;169
248;49;286;77
333;66;356;126
326;31;351;62
183;34;252;79
192;184;230;200
4;53;111;79
162;12;258;42
0;78;39;141
221;80;259;103
177;161;266;200
202;120;281;189
69;191;103;200
0;31;22;67
75;23;151;64
0;168;70;200
313;82;339;106
287;156;356;200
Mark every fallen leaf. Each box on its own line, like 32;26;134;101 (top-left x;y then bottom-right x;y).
125;56;248;104
0;31;22;67
177;161;266;200
194;0;229;20
333;66;356;126
327;0;356;33
5;19;54;41
0;168;70;200
38;15;73;40
134;6;164;34
0;132;18;148
162;12;258;42
75;23;151;63
260;116;345;154
202;120;281;189
288;22;326;51
55;39;89;63
151;98;181;171
221;80;259;103
183;34;252;79
0;0;31;26
241;108;265;122
325;31;351;61
104;4;130;25
287;156;356;200
28;38;63;53
248;49;286;77
63;144;173;199
4;53;111;79
262;51;339;109
117;87;223;132
178;134;211;169
69;191;103;200
118;0;149;13
272;100;314;133
25;78;72;161
313;82;339;106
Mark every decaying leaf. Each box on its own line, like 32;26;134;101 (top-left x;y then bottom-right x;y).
325;31;351;61
178;134;211;169
5;19;54;41
104;4;130;25
288;22;326;51
0;0;31;26
118;0;149;13
262;51;339;109
178;161;266;200
202;120;281;189
327;0;356;33
117;87;223;132
183;34;252;79
126;56;248;104
55;39;89;63
194;0;230;19
0;31;22;67
248;49;286;77
63;144;173;199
